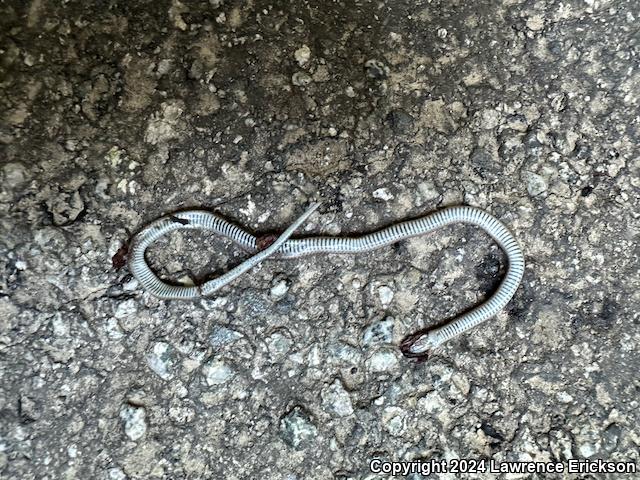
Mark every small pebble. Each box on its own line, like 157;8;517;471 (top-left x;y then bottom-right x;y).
294;45;311;66
373;188;394;201
378;285;394;307
120;405;147;441
204;359;234;385
270;278;290;298
279;407;317;449
292;72;312;86
322;380;354;417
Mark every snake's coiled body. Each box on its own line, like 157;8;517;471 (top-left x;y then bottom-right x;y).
128;205;525;357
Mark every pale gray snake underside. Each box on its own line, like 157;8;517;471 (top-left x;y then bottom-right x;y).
127;203;525;358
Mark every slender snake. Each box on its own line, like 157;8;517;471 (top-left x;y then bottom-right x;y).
127;203;525;358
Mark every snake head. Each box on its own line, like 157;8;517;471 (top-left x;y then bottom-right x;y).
400;329;438;360
112;242;129;270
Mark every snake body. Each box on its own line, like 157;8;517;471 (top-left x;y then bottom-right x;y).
128;204;525;357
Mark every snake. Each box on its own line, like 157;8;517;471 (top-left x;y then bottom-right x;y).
127;203;525;358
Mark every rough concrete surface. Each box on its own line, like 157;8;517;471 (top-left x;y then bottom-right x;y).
1;0;639;479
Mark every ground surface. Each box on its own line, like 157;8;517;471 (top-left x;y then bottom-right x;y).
1;0;639;479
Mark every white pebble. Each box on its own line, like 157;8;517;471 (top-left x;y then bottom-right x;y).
270;279;289;298
294;45;311;66
146;342;174;380
204;359;234;385
292;72;312;86
378;285;394;307
367;351;399;372
120;405;147;441
373;188;394;201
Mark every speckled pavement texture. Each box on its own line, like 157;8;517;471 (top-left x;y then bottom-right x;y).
1;0;639;479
